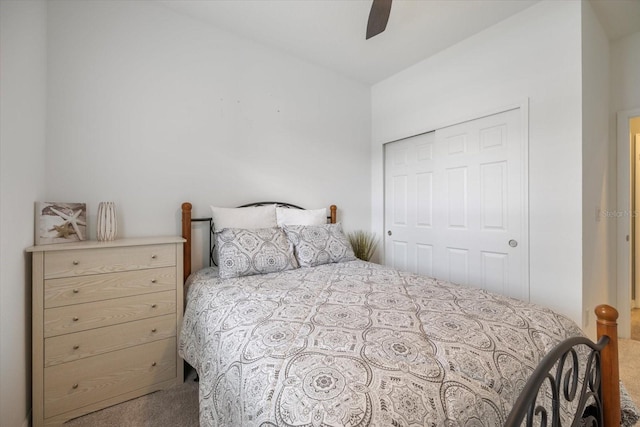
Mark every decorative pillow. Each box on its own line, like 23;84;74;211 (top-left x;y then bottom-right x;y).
210;204;277;232
283;223;356;267
276;207;327;227
217;227;299;279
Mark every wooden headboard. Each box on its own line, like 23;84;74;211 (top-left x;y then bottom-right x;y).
181;202;337;282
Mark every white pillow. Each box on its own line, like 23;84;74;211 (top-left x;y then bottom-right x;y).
210;204;277;232
276;207;327;227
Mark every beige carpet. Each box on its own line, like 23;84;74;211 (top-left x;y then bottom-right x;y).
632;309;640;341
620;338;640;410
623;309;640;411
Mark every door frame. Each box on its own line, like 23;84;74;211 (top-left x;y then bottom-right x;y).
617;108;640;339
381;100;530;297
636;133;640;309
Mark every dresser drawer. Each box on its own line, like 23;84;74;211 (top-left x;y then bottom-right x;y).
44;290;176;338
44;244;176;279
44;314;176;367
44;267;176;308
44;337;177;418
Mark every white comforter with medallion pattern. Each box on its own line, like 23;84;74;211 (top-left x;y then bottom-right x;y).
179;260;631;427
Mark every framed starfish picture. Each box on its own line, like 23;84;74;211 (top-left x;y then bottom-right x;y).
35;202;87;245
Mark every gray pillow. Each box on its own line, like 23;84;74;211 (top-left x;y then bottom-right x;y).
217;227;299;279
283;223;356;267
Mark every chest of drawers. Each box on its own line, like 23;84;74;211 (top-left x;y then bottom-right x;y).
27;236;185;427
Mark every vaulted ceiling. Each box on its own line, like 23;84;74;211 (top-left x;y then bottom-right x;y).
160;0;640;84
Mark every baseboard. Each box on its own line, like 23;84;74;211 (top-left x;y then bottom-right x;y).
23;410;31;427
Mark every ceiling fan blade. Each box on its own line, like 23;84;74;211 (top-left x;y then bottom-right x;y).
366;0;392;39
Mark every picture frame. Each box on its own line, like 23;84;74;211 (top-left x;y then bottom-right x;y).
35;202;87;245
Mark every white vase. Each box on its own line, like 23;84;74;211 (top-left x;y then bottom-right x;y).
96;202;117;241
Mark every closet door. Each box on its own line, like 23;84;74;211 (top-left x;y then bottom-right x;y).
384;108;528;300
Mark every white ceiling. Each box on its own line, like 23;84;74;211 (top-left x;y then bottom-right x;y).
160;0;640;85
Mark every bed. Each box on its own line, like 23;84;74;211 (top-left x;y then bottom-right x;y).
178;202;639;427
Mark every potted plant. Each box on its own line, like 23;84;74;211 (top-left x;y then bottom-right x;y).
347;230;379;261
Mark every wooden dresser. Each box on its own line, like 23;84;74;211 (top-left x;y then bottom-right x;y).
27;236;185;427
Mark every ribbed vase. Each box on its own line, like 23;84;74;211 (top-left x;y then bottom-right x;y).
96;202;117;242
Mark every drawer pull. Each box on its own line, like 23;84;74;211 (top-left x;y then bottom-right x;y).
72;289;79;294
151;304;157;308
151;279;157;283
151;254;157;259
73;345;80;350
151;362;157;367
72;260;79;265
151;328;157;333
72;384;79;389
72;317;79;322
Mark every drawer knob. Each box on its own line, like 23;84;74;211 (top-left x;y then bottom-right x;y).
151;279;157;283
72;289;79;294
72;261;79;265
151;304;157;308
72;384;79;389
73;317;79;322
151;362;157;367
151;328;157;333
151;254;157;259
73;345;80;350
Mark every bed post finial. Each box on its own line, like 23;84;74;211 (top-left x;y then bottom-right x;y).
181;202;193;283
330;205;337;224
595;304;620;427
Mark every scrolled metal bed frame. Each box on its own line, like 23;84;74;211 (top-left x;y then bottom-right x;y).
180;201;621;427
504;304;620;426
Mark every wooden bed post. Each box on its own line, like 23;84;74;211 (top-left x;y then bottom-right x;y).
595;304;621;427
181;202;192;283
330;205;337;224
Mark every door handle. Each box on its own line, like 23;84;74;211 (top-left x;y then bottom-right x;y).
509;239;518;248
387;230;392;236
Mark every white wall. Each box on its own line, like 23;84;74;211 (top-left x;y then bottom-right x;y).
581;1;613;339
371;0;584;324
611;31;640;114
46;0;372;269
0;1;48;426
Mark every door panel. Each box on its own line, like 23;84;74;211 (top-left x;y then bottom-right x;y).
384;108;528;300
481;251;508;294
391;241;408;272
446;167;467;229
447;247;469;285
385;132;431;274
480;161;507;230
416;172;433;227
416;244;433;277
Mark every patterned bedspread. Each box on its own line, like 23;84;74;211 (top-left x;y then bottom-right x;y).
179;260;637;427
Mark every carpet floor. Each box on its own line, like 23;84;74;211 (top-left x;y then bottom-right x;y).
620;338;640;409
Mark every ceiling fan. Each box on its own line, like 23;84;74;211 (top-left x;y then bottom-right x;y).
366;0;392;39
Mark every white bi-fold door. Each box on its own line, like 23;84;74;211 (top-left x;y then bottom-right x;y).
384;108;528;300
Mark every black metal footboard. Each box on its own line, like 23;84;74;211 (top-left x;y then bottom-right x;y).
504;335;610;427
